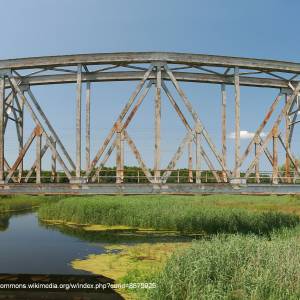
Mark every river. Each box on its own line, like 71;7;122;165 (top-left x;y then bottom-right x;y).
0;211;107;275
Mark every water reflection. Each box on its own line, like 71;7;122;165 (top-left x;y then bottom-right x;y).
0;213;9;231
0;212;105;274
0;211;198;275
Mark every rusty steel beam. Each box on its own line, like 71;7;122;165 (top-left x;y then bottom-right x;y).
116;120;122;184
76;64;82;178
0;75;4;182
245;82;300;178
272;125;279;184
195;126;201;184
9;77;73;180
221;83;227;182
188;140;193;183
27;88;76;171
234;67;240;178
161;131;193;183
5;126;38;183
123;130;154;183
91;138;117;183
165;65;231;179
85;81;91;172
154;66;162;183
238;92;282;169
285;95;291;183
86;66;153;176
35;130;42;184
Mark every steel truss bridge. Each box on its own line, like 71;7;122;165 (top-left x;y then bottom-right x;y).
1;52;300;194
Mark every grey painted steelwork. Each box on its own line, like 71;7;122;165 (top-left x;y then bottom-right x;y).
0;183;299;195
1;52;300;194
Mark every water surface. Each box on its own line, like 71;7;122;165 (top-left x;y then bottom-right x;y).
0;212;106;274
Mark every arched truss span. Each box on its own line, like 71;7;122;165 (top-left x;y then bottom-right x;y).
0;52;300;193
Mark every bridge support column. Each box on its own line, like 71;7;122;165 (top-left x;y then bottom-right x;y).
188;140;193;183
116;121;123;184
221;83;227;182
254;136;260;183
154;65;161;183
85;81;91;173
285;95;291;183
272;125;279;184
17;98;24;183
36;129;42;184
51;140;56;182
234;67;240;179
76;64;82;179
195;123;201;184
0;75;4;183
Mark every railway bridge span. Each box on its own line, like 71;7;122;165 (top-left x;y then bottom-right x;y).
0;52;300;194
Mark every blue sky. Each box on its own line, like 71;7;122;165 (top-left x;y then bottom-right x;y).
1;0;300;172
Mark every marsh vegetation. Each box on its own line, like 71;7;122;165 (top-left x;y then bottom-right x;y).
2;194;300;299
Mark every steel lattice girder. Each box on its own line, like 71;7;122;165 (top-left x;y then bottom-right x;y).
0;52;300;192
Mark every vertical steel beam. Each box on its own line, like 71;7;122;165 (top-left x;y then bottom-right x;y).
85;81;91;173
234;67;240;178
188;140;193;183
285;95;291;183
295;159;298;183
76;64;82;178
272;125;278;184
51;140;56;182
0;75;4;182
17;99;24;182
154;65;161;183
116;120;122;184
254;136;260;183
120;131;124;182
221;83;227;182
195;124;201;184
36;131;42;184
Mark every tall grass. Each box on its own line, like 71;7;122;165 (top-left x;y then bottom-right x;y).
38;196;300;234
144;231;300;300
0;195;61;213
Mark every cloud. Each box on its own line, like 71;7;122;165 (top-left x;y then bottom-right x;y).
228;130;266;139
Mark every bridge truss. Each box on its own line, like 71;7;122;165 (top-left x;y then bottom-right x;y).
1;52;300;194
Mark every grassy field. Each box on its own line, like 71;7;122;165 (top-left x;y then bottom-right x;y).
38;195;300;234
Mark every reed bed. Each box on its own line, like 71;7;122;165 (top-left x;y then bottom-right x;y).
146;231;300;300
38;195;300;234
0;195;60;213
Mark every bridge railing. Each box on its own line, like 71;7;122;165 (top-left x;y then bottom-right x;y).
11;169;300;184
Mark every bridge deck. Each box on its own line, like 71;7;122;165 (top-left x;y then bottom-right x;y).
0;183;300;195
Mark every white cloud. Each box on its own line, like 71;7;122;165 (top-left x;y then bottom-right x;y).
228;130;266;139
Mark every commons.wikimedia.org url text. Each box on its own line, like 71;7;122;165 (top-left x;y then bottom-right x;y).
0;282;157;291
